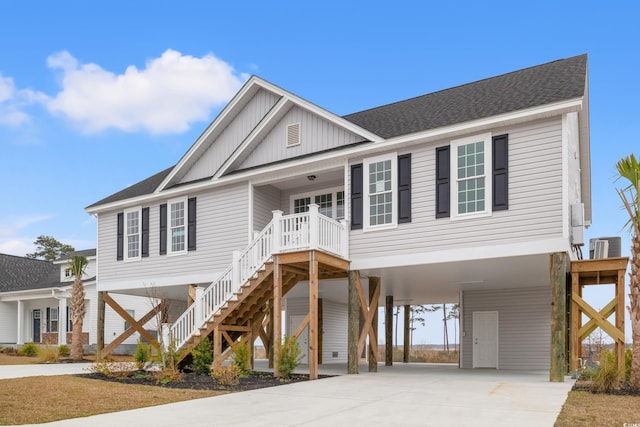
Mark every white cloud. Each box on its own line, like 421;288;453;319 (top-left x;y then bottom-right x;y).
0;75;43;127
0;215;52;236
45;49;249;134
0;239;36;257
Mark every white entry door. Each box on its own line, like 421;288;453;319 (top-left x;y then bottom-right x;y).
289;315;309;364
473;311;498;368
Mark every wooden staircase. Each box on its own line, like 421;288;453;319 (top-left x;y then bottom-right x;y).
176;260;304;367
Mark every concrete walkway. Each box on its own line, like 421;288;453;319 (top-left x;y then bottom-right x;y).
7;362;574;427
0;362;93;379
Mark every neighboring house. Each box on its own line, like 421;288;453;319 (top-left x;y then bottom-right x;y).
0;250;156;353
85;54;590;376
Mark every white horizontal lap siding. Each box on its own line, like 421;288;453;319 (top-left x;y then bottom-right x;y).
321;300;348;363
181;89;280;184
349;118;564;259
0;302;17;342
285;297;347;364
240;106;365;170
97;183;249;289
461;287;551;370
253;185;281;231
104;294;162;346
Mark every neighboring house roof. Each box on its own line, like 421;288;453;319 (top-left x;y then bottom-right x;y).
0;254;60;292
0;251;97;293
54;249;97;262
86;54;587;210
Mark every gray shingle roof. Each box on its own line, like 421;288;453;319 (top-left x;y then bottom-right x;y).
0;254;60;292
85;166;174;209
55;249;96;262
343;54;587;138
86;54;587;209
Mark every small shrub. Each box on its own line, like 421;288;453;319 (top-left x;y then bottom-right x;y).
189;336;213;375
278;335;302;379
37;345;59;363
625;348;632;383
232;337;251;376
154;366;184;384
58;344;70;357
18;343;39;357
593;350;622;392
0;346;17;355
134;341;149;368
210;364;239;386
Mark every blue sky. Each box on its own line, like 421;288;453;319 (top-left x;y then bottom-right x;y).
1;1;638;344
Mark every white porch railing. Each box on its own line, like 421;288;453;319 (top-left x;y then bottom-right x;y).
168;204;348;350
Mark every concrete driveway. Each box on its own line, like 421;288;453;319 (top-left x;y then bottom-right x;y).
17;362;573;427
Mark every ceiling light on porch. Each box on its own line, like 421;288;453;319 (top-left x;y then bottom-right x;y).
307;175;316;181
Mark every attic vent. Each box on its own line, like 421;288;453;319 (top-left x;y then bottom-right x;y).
287;123;300;147
592;239;609;259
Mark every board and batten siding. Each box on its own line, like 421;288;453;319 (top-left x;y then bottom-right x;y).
349;118;565;260
253;184;281;232
180;89;281;184
239;106;366;170
285;297;348;364
461;287;551;370
97;183;249;290
0;302;17;343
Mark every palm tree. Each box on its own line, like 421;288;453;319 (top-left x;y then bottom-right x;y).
69;255;88;361
615;153;640;388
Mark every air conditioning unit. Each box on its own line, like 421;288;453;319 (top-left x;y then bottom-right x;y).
591;239;609;259
589;236;622;259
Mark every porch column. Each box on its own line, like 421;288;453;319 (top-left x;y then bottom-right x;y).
97;291;105;359
385;295;393;366
272;257;282;377
16;300;24;345
368;277;380;372
347;270;360;374
403;305;410;363
309;255;319;380
58;297;68;345
550;252;568;382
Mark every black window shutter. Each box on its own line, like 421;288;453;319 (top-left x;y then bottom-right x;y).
492;134;509;211
435;146;450;218
116;212;124;261
46;307;50;333
141;207;150;257
159;204;167;255
66;306;71;332
350;164;363;230
188;197;197;251
398;153;412;223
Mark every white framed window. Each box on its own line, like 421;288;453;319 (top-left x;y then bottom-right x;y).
124;207;141;261
168;197;187;255
450;133;492;219
64;268;72;278
364;153;397;230
290;187;344;219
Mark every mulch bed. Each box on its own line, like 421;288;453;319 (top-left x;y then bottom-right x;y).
79;371;332;392
572;378;640;396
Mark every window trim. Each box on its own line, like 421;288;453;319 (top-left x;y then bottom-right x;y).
450;133;493;220
123;206;142;262
363;152;398;231
167;196;188;256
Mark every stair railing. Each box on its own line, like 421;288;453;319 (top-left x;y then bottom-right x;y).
167;205;348;350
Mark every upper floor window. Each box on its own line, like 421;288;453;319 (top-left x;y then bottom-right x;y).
124;207;141;261
450;134;491;219
363;153;397;230
168;197;187;255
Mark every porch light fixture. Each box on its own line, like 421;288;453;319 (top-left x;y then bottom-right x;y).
307;175;316;181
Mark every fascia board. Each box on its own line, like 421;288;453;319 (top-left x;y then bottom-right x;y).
86;98;582;215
